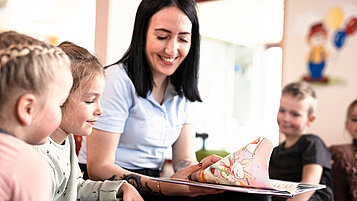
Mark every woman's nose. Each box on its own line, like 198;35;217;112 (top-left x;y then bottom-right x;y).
164;38;178;56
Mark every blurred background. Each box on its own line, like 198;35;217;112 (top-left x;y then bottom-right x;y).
1;0;357;155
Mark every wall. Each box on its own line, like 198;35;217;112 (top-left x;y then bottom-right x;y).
0;0;96;52
283;0;357;146
105;0;140;66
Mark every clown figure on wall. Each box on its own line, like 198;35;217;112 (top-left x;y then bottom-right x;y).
304;23;329;83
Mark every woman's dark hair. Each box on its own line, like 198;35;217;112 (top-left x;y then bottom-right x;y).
114;0;201;102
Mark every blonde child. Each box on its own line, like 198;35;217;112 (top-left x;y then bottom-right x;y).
269;81;333;201
34;41;143;201
0;31;73;200
330;99;357;201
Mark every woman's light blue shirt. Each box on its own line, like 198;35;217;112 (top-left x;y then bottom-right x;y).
94;63;194;170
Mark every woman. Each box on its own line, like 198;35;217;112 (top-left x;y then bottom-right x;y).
80;0;270;200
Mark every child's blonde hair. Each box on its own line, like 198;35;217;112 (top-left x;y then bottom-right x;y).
57;41;104;108
0;31;70;112
282;81;317;116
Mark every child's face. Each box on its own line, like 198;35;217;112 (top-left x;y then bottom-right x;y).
60;75;105;136
32;67;73;144
346;104;357;140
277;94;315;137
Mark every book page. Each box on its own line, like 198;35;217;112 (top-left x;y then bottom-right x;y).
269;179;299;193
198;137;273;189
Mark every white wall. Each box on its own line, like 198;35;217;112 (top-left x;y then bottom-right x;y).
0;0;96;52
105;0;141;66
283;0;357;146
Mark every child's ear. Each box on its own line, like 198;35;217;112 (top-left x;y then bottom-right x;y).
307;114;316;127
16;94;37;126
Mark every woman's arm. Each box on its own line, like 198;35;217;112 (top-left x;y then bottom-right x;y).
87;128;220;197
286;164;323;201
87;128;157;194
171;124;198;172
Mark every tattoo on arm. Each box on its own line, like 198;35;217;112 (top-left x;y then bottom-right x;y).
120;174;155;194
105;175;117;181
175;160;194;172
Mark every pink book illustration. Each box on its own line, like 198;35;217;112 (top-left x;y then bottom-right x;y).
198;136;272;189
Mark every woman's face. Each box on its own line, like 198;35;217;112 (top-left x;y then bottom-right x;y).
346;104;357;140
145;6;192;80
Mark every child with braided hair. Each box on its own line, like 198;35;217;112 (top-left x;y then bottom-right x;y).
0;31;73;200
33;41;144;201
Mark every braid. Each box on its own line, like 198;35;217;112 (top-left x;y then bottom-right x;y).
0;44;62;67
0;31;70;109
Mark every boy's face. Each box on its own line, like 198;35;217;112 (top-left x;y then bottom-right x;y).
277;94;315;137
60;75;105;137
346;104;357;140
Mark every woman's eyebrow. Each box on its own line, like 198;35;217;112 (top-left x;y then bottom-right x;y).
154;28;191;35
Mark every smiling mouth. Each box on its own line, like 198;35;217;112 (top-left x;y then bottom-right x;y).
160;56;177;63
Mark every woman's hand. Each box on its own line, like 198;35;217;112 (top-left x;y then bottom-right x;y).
161;157;224;197
190;154;222;181
118;182;144;201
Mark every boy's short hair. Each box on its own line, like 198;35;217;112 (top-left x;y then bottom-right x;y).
282;81;317;116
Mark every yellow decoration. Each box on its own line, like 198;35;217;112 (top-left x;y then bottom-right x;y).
325;7;344;29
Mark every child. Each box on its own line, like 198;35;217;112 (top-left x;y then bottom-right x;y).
33;41;143;201
330;99;357;201
0;31;73;200
269;81;333;201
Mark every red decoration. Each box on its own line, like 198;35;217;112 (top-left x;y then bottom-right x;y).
345;17;357;35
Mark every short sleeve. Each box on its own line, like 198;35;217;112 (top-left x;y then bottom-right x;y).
183;99;198;125
302;135;331;169
94;64;135;133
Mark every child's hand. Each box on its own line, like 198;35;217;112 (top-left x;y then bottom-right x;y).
118;182;144;201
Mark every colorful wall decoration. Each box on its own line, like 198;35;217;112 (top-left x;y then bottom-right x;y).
302;7;357;84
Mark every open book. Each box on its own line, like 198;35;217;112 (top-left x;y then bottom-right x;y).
151;137;325;198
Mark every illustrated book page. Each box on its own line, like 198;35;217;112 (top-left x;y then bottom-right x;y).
151;137;325;198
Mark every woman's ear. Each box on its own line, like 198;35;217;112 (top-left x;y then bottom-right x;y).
16;94;37;126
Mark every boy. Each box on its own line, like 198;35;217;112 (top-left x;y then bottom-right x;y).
269;81;333;201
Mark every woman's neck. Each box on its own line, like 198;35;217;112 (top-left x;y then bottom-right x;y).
50;127;69;144
152;75;168;105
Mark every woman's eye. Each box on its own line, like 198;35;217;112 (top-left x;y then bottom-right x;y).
157;36;167;40
179;38;189;43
